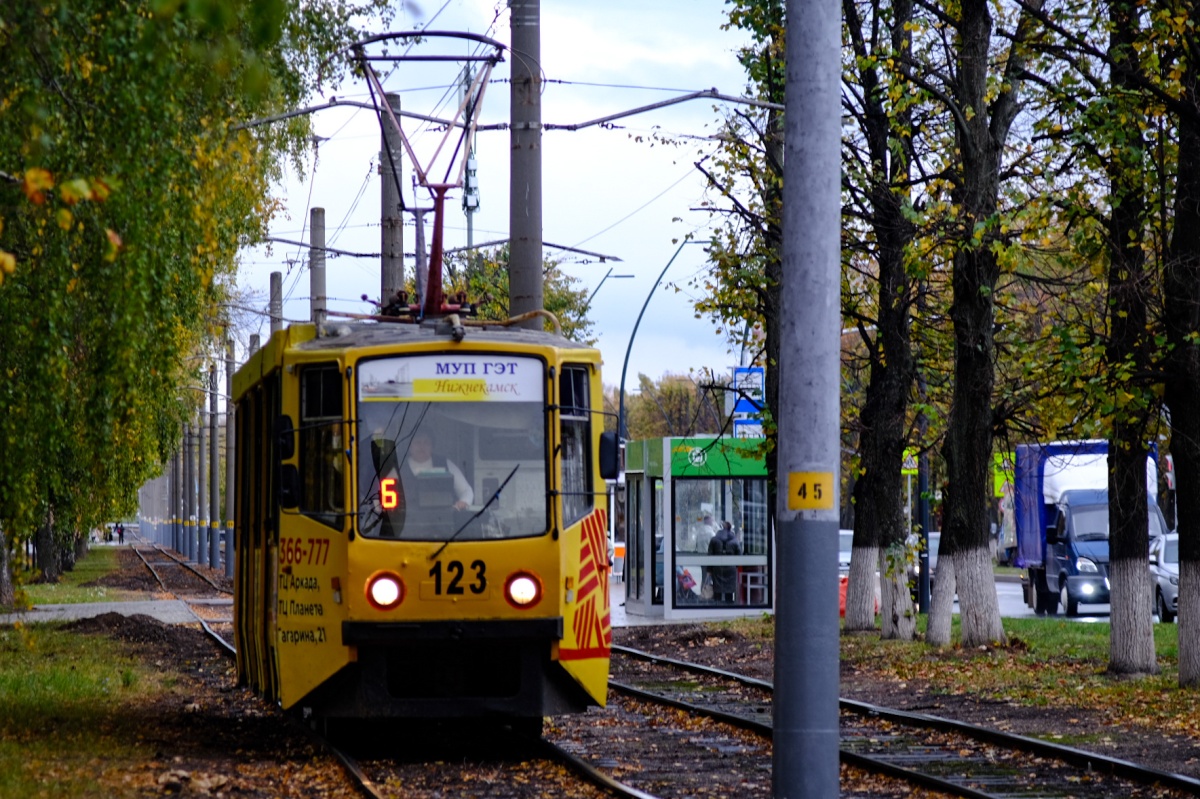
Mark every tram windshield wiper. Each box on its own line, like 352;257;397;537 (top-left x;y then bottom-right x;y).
429;464;519;561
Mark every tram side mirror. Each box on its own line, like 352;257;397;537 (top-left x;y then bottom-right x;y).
279;464;300;509
599;431;619;481
275;414;296;460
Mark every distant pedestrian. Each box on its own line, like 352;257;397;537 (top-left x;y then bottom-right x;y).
116;523;124;545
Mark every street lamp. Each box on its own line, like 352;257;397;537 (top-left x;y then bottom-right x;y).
582;267;634;317
617;239;705;441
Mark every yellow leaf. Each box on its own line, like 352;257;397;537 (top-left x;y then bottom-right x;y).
104;228;123;262
22;167;54;205
59;178;93;205
56;209;73;230
0;250;14;275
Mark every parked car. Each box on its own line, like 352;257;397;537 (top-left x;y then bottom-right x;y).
839;529;854;575
1150;532;1179;623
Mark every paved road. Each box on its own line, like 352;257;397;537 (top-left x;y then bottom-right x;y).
961;580;1116;621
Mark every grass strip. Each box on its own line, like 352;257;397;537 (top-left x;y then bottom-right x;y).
0;623;176;798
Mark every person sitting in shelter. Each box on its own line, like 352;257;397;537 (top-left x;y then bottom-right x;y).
707;520;741;602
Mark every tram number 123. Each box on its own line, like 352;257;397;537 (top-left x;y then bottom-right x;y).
429;559;487;595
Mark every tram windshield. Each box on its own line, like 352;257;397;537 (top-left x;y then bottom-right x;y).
355;353;549;541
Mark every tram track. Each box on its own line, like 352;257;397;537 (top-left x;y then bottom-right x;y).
128;541;235;650
187;592;648;798
120;540;1200;798
609;644;1200;799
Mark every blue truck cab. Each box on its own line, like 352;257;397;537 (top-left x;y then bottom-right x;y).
1016;441;1168;617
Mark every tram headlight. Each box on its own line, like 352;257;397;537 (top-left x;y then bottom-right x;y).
365;571;405;610
505;572;543;609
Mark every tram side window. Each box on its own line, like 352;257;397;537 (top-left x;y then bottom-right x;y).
299;363;344;529
559;365;593;527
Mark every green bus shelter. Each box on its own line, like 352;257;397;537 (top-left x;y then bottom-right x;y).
622;436;773;620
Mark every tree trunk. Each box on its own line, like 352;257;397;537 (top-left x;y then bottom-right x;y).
935;233;1007;647
1183;562;1200;686
929;0;1041;648
877;544;916;639
1163;40;1200;687
0;529;13;610
1102;0;1157;677
956;545;1004;643
842;0;917;636
845;545;879;628
927;545;955;645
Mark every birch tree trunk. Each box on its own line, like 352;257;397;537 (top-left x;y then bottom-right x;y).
845;545;880;629
878;545;916;640
927;546;955;645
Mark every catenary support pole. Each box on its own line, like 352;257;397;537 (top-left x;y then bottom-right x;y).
773;0;841;794
413;207;429;309
270;272;283;335
172;441;181;550
225;338;236;578
198;403;208;565
508;0;543;327
185;422;195;560
310;207;326;326
209;362;220;568
381;92;404;306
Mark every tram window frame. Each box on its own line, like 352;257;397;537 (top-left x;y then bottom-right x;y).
299;363;345;530
559;365;594;527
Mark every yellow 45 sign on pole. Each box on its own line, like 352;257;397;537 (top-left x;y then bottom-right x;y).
787;472;835;511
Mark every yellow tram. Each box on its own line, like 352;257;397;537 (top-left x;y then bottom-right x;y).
231;316;618;731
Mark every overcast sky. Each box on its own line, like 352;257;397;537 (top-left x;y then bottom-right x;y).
236;0;755;387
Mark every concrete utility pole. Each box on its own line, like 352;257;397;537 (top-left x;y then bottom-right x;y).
209;362;220;569
198;403;208;566
225;338;236;578
270;272;283;334
773;0;842;794
172;443;181;551
381;92;404;305
413;206;430;308
310;207;326;326
508;0;543;327
185;422;195;560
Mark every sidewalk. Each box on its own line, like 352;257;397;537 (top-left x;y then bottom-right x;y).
0;600;200;626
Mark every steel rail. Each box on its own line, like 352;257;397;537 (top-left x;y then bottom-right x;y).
612;644;1200;798
608;678;986;799
539;739;665;799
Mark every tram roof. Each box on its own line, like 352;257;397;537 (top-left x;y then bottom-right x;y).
296;319;593;352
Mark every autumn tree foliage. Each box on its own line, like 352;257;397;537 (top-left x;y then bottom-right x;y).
0;0;389;607
442;245;593;342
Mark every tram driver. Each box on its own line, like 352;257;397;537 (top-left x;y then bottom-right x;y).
400;429;474;511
